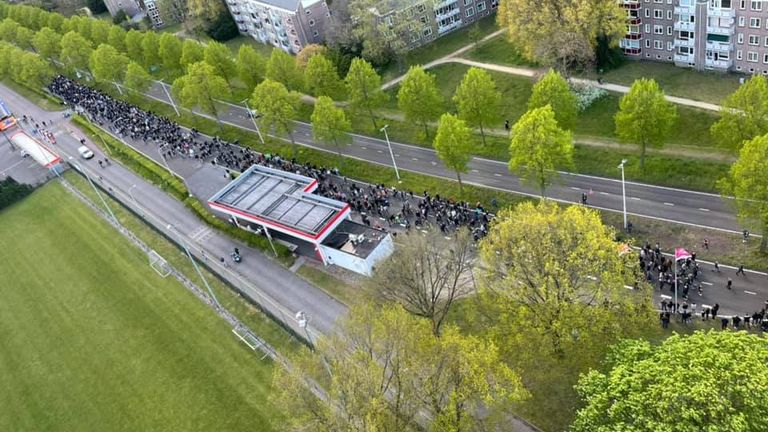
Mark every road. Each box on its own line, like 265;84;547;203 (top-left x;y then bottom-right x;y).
0;82;347;342
141;82;747;236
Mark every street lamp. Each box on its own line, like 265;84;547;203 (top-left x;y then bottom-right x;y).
380;124;401;182
241;98;265;144
618;159;628;231
296;310;314;346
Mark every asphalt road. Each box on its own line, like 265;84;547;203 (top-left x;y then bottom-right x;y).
3;82;767;323
141;82;747;236
0;83;346;340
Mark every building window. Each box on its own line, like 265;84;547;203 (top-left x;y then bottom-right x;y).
654;9;663;18
464;0;471;5
751;0;762;10
740;0;746;8
645;39;651;48
748;51;759;62
737;49;743;59
749;17;761;28
738;33;744;43
423;27;432;36
645;8;650;17
654;25;663;34
477;2;486;11
308;19;315;26
465;6;474;16
417;4;426;12
667;41;674;50
654;40;663;49
667;10;672;19
305;9;311;14
420;15;428;24
667;26;672;35
763;53;768;63
749;34;759;45
645;24;651;33
313;30;319;36
739;16;745;26
764;36;768;46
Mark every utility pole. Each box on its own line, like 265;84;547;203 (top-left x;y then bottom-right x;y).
380;124;400;182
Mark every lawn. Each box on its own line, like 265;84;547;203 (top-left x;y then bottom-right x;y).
582;60;742;105
0;182;283;431
463;34;535;67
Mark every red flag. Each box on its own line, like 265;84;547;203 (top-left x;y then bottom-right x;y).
674;248;692;261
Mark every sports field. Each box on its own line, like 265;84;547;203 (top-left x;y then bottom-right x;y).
0;182;281;431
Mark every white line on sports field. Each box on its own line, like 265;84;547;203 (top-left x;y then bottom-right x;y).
745;291;757;295
664;202;675;206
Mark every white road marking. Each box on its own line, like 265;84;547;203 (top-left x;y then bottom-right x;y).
411;158;418;161
570;187;580;191
395;154;400;157
745;290;757;295
661;294;672;299
431;161;438;166
494;173;503;177
630;197;641;201
599;192;609;195
699;208;710;212
701;281;713;286
664;202;675;206
703;304;712;309
377;150;383;153
471;169;479;173
360;146;367;150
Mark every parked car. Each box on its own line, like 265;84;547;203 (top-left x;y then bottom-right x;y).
78;145;94;159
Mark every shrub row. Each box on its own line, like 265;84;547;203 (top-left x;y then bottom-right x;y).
0;177;34;211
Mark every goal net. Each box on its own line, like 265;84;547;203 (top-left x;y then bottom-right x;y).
233;326;269;360
148;250;172;278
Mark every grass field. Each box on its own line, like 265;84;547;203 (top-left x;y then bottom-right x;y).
0;182;282;431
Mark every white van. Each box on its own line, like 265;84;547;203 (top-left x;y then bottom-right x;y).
78;145;94;159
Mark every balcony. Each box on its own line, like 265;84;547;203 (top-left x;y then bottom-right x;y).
674;53;694;62
624;32;642;40
674;6;694;15
674;21;695;31
433;0;458;11
675;38;695;47
705;58;731;69
622;47;642;55
707;7;735;18
435;7;459;21
438;20;462;34
706;40;731;51
707;25;734;35
620;1;640;10
627;17;641;25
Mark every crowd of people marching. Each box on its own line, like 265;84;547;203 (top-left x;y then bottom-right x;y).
48;75;491;241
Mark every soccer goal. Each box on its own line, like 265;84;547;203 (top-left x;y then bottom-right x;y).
232;326;269;360
148;250;172;278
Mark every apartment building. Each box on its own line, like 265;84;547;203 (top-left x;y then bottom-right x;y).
227;0;330;54
619;0;768;75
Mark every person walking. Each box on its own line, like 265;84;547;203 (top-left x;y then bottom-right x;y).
727;278;733;290
736;265;745;276
712;303;719;320
504;119;510;131
703;238;709;250
713;261;720;272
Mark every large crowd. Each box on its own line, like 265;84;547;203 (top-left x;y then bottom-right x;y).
48;75;491;241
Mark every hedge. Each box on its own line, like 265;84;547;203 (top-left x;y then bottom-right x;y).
0;177;34;211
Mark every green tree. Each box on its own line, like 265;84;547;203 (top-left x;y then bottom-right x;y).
141;31;160;68
75;15;92;40
615;78;677;170
718;133;768;253
107;25;126;53
271;303;528;432
60;31;93;72
528;69;578;130
124;29;144;63
453;66;501;146
250;79;300;154
369;227;474;336
265;48;304;91
311;95;351;158
344;57;386;129
123;61;153;93
33;27;60;60
295;43;326;68
14;26;34;50
397;66;443;139
235;44;265;90
305;53;343;98
19;52;52;88
88;20;110;45
158;33;182;73
203;41;236;82
89;43;130;83
711;74;768;151
0;18;19;42
573;331;768;432
180;39;205;70
479;201;652;362
46;13;64;32
508;105;574;197
433;113;472;191
171;61;232;120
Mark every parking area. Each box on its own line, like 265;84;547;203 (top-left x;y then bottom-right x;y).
0;135;54;186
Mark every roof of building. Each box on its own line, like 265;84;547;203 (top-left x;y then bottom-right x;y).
246;0;300;13
321;219;390;259
10;131;60;168
208;164;350;241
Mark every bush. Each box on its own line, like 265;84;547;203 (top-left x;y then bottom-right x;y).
0;177;34;211
86;0;108;14
203;6;239;41
571;82;607;112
